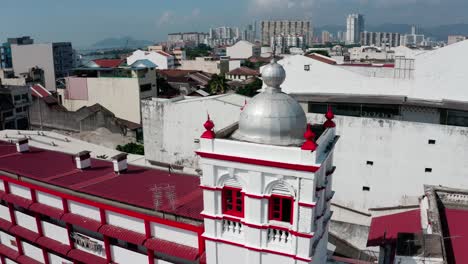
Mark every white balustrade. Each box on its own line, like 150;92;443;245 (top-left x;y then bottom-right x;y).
222;219;243;236
267;228;292;245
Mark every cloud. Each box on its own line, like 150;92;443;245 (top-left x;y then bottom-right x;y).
157;11;174;27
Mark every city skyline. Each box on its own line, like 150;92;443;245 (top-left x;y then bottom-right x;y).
1;0;468;47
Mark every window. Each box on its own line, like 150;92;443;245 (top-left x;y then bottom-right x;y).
363;186;370;191
425;168;432;173
269;195;293;224
222;187;244;217
366;161;374;166
428;139;436;144
140;84;152;92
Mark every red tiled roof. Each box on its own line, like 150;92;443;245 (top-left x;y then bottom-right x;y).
30;84;51;98
444;208;468;264
0;244;19;260
61;213;102;232
0;142;203;221
306;53;337;65
157;51;173;58
29;203;64;219
144;238;199;261
367;209;421;247
99;224;147;245
9;225;40;242
227;67;259;76
93;59;124;68
3;194;33;209
0;218;13;231
36;236;71;256
16;255;43;264
68;249;107;264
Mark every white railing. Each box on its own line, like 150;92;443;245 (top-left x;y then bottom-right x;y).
267;228;292;245
222;219;243;236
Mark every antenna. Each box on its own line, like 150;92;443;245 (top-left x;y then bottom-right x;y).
165;184;177;211
151;184;164;210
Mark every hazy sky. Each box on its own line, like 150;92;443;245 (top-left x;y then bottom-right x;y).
1;0;467;47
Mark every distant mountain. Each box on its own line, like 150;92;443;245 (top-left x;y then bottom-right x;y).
91;37;153;49
315;23;468;41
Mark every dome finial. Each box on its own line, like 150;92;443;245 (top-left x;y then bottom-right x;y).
261;59;286;89
201;114;215;139
301;124;317;151
323;106;336;128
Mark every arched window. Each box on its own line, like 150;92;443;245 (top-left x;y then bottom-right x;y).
269;194;293;224
222;186;244;217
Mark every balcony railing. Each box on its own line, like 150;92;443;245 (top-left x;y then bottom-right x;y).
267;228;292;245
222;219;243;236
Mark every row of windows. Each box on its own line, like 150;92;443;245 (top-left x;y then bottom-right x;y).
222;187;294;224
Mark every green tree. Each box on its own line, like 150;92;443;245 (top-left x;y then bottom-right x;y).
236;78;262;97
116;143;144;155
185;44;212;59
208;74;228;94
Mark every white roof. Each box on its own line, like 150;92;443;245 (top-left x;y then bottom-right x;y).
268;40;468;106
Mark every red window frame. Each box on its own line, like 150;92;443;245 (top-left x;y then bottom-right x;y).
269;194;294;224
222;187;244;217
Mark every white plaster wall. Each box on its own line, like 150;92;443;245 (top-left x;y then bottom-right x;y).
142;94;247;168
394;256;444;264
106;211;145;234
151;223;198;247
49;253;73;264
0;231;18;250
154;259;173;264
226;42;254;59
127;50;170;69
111;245;147;264
330;204;371;226
0;204;11;222
22;241;45;263
261;252;295;264
217;243;247;264
42;222;69;245
68;201;101;221
9;183;31;200
308;113;468;212
36;191;63;210
178;60;220;74
5;258;17;264
14;211;38;233
338;65;394;78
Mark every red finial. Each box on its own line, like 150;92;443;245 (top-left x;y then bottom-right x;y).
241;99;247;111
323;106;336;128
201;114;216;139
301;123;317;151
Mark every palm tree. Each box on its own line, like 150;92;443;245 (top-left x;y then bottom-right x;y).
208;74;228;95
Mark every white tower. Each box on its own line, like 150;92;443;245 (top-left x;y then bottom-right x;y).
197;60;338;264
346;14;365;45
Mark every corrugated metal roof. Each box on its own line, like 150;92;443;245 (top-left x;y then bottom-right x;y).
144;238;199;261
61;213;102;232
68;248;107;264
99;224;147;245
36;236;71;256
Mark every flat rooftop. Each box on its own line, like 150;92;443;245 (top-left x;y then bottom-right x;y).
0;140;203;222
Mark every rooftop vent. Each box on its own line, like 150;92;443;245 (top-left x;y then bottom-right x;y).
112;153;128;174
16;138;29;153
75;151;91;169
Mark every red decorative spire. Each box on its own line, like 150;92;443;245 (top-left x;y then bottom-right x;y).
240;99;247;111
301;123;317;151
201;114;216;139
323;106;336;128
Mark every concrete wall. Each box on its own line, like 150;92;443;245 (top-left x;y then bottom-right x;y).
307;113;468;212
338;65;395;78
226;42;255;59
178;59;220;74
11;44;56;90
142;94;247;168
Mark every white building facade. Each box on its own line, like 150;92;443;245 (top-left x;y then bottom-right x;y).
226;41;260;60
346;14;365;45
127;50;175;70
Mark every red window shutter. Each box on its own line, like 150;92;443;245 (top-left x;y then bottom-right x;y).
269;195;294;224
222;187;244;217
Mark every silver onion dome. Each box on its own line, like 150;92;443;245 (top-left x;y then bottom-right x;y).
232;60;307;146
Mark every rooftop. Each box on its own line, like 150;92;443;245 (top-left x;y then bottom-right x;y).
0;131;202;223
227;67;259;76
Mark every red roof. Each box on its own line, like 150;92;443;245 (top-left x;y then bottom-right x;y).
29;203;64;219
367;209;421;247
444;208;468;264
306;53;337;65
99;224;147;245
144;238;199;261
61;213;102;232
9;225;40;242
0;142;203;221
16;255;43;264
36;236;71;256
0;244;19;260
157;51;173;58
68;249;107;264
227;67;259;76
30;84;51;98
93;59;124;68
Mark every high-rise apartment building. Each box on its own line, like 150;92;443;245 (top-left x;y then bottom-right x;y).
346;14;365;45
361;32;401;47
207;26;241;47
321;31;331;44
260;20;311;46
167;32;208;48
11;42;73;91
0;36;34;68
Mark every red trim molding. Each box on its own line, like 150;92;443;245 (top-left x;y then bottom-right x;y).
196;151;320;173
298;202;316;208
203;235;312;262
199;185;221;191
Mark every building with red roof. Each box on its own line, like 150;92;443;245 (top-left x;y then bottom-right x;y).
367;185;468;264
